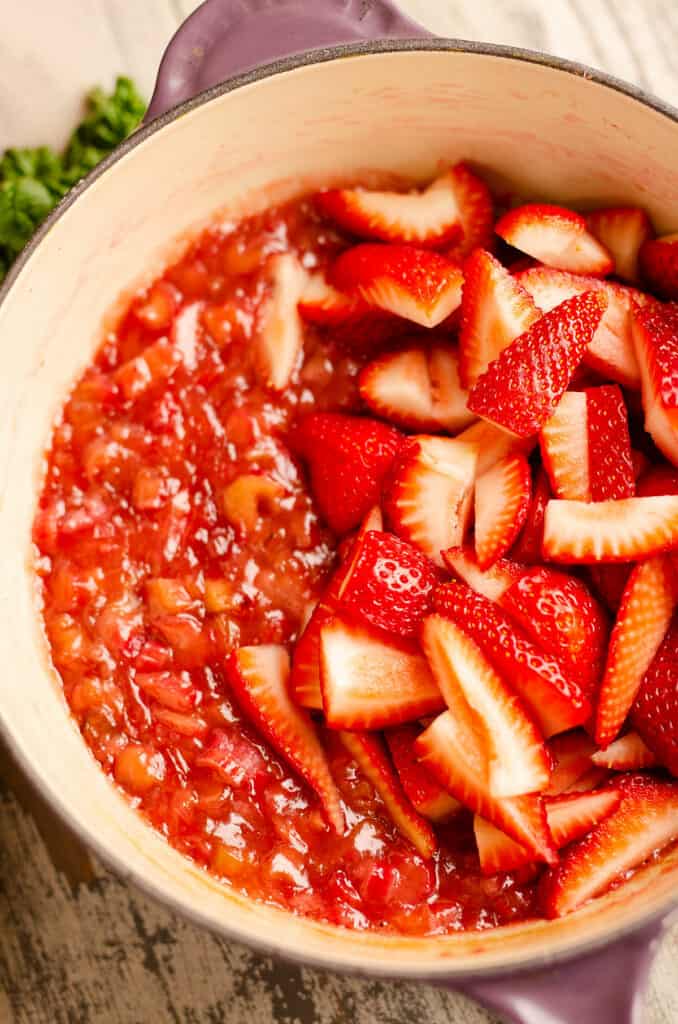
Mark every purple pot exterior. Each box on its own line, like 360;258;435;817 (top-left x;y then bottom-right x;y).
147;0;430;120
145;2;672;1021
452;920;664;1024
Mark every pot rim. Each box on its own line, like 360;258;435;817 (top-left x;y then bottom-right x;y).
3;37;678;980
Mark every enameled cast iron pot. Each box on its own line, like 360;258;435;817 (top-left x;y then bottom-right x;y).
2;2;678;1021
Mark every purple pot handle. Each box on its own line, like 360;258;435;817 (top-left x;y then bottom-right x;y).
449;920;665;1024
147;0;431;121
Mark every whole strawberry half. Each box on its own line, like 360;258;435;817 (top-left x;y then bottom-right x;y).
336;528;439;638
632;614;678;775
291;412;403;535
500;566;609;703
467;291;608;438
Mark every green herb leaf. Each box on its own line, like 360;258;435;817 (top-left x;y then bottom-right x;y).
0;76;146;284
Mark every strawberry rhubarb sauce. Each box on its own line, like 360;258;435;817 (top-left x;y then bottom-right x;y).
32;166;678;934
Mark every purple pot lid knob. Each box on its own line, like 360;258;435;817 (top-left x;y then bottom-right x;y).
147;0;431;121
451;920;664;1024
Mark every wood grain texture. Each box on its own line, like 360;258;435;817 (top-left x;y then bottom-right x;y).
1;1;678;1022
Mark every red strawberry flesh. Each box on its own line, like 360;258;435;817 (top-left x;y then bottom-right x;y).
319;618;444;730
226;645;344;833
435;581;591;737
292;412;403;535
540;774;678;918
468;291;608;438
337;529;439;638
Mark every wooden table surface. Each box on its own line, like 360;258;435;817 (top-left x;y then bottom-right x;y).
2;2;678;1022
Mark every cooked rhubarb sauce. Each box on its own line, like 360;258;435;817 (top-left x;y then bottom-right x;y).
31;194;540;934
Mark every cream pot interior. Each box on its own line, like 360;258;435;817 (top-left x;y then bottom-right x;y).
3;45;678;979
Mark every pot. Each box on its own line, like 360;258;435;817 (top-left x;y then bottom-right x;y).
1;2;678;1021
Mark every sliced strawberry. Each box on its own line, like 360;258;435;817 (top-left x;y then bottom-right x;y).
474;787;621;875
546;730;598;795
587;384;635;500
474;453;531;569
291;532;379;708
540;774;678;918
591;732;658;771
442;544;525;602
565;766;611;793
631;448;651;482
458;248;540;387
543;496;678;563
415;712;556;861
336;529;439;638
298;271;371;326
339;730;437;857
315;171;463;247
330;244;464;328
540;391;590;500
445;162;495;261
587;563;633;613
595;555;676;747
358;344;474;432
319;618;443;729
632;615;678;775
468;291;608;437
587;206;652;283
434;581;590;738
496;203;614;275
289;603;332;710
255;252;306;390
292;412;403;535
639;233;678;299
637;463;678;497
421;615;551;797
517;266;642;388
511;467;551;564
632;303;678;465
385;724;460;821
456;419;535;476
383;435;477;566
297;271;402;352
226;645;343;832
500;567;608;703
